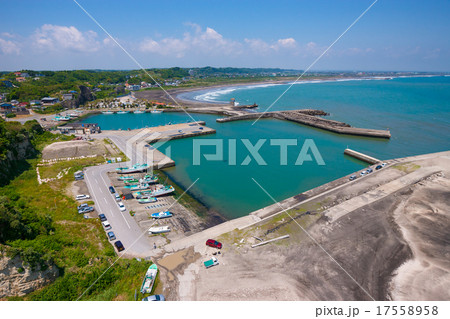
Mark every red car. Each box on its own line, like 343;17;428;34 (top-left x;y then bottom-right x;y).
206;239;222;249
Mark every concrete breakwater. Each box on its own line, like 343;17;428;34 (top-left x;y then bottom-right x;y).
344;148;381;164
216;109;391;139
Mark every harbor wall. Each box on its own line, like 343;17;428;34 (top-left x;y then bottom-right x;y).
344;148;381;164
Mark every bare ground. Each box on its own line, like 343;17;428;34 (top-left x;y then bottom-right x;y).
162;151;450;300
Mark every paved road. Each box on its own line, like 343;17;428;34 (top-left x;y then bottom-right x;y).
84;162;156;258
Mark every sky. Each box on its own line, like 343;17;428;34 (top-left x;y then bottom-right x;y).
0;0;449;71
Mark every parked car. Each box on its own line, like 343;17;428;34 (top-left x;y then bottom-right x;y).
77;203;88;210
107;231;116;241
375;165;383;170
206;239;223;249
360;171;367;176
102;221;111;230
142;295;165;301
366;168;373;173
114;240;125;252
76;194;90;200
114;193;121;201
349;175;356;181
381;163;387;167
98;214;107;222
78;206;94;214
118;202;126;211
109;186;115;194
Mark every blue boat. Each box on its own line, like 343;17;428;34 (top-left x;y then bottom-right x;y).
151;211;173;219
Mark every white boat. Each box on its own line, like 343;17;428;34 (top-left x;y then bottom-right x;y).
140;264;158;294
149;226;171;234
150;110;163;114
133;110;145;114
102;111;114;114
117;111;129;114
150;185;175;197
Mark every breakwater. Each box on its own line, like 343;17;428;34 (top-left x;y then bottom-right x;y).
216;109;391;139
344;148;381;164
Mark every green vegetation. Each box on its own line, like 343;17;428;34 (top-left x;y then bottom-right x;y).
6;113;16;118
393;163;421;173
0;121;157;300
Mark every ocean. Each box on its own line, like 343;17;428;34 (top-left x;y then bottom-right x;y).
82;76;450;219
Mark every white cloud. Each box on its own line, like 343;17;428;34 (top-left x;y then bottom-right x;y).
32;24;100;53
0;38;21;55
140;25;242;57
272;38;297;50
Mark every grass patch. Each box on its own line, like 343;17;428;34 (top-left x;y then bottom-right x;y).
39;156;105;180
2;134;158;300
393;163;421;174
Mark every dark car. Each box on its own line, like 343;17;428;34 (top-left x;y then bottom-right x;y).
109;186;115;194
375;165;383;170
114;240;125;252
99;214;107;222
107;231;116;241
206;239;222;249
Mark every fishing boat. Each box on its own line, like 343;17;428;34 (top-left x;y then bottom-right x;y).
150;110;163;114
126;183;151;191
150;185;175;197
102;111;114;114
133;110;145;114
54;115;71;121
142;175;158;184
137;197;157;204
117;111;129;114
151;211;173;219
132;191;152;197
118;175;138;181
116;164;149;174
140;264;158;294
123;179;139;184
149;226;171;234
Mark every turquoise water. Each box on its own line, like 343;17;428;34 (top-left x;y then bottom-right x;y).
82;76;450;219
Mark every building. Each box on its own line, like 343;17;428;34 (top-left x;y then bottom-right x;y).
0;103;13;118
127;85;141;91
12;105;29;115
62;93;73;101
30;100;41;106
41;97;59;105
16;77;26;82
58;123;101;135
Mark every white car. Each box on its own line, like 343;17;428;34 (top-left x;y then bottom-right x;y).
118;202;126;211
76;194;90;200
102;221;112;230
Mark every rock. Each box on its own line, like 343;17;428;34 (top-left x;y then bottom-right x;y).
0;254;59;298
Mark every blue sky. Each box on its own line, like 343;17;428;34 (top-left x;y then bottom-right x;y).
0;0;449;71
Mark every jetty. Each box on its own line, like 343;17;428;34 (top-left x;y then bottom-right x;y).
344;148;381;164
216;109;391;139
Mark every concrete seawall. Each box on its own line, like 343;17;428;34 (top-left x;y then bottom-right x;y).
217;110;391;139
344;148;381;164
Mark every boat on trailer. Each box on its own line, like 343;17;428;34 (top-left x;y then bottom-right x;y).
137;197;157;204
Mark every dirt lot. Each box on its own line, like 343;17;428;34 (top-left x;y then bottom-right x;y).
163;151;450;300
42;139;120;160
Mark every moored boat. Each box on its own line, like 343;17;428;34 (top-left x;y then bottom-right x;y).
133;110;145;114
117;111;129;114
102;111;114;114
151;211;173;219
151;110;163;114
140;264;158;294
126;183;151;191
